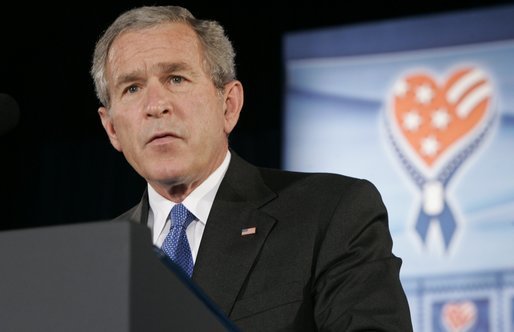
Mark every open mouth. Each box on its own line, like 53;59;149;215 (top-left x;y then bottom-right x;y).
147;132;179;145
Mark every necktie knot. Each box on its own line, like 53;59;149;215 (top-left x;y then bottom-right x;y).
171;203;194;228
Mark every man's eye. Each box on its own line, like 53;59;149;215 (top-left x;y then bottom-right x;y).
126;85;139;94
170;76;184;84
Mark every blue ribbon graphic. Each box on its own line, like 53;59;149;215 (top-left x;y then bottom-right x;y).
385;115;494;251
415;199;457;249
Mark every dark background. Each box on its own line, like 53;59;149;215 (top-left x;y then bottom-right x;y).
1;0;513;230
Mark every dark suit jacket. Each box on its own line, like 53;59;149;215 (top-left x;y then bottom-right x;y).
116;152;413;331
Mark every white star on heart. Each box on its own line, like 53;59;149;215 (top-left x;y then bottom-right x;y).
432;108;451;130
403;110;422;131
415;84;434;104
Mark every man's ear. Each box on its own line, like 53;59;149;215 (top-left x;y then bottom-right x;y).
222;80;244;135
98;106;122;152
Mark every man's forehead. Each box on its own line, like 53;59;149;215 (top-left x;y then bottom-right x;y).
114;22;198;49
106;24;204;83
109;23;198;58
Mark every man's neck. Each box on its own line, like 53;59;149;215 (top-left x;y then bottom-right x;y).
148;150;230;202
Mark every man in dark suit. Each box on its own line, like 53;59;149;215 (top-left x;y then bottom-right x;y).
91;5;413;331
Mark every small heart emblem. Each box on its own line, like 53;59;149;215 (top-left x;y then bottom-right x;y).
442;300;478;331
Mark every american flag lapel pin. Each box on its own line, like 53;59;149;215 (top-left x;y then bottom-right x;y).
241;227;257;236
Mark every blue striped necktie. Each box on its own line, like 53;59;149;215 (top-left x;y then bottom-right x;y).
161;204;194;277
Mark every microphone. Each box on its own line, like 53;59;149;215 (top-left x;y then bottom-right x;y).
0;93;20;135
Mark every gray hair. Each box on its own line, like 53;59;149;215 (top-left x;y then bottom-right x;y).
90;6;236;108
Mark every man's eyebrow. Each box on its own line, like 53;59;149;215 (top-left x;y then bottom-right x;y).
156;62;194;74
113;62;195;90
113;71;144;91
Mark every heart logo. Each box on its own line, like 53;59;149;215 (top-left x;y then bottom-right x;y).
389;66;492;174
441;300;478;331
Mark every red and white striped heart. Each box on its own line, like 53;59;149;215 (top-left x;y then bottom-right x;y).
390;66;492;172
441;300;478;331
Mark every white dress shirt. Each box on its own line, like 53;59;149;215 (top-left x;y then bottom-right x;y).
147;151;231;263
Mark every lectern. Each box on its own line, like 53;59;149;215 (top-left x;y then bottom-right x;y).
0;221;238;331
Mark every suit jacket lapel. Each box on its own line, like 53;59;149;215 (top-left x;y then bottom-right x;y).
192;153;277;316
115;189;149;225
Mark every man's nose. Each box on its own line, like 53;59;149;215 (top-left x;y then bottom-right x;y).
144;83;172;117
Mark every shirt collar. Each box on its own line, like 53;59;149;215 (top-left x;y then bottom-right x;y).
148;150;231;241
